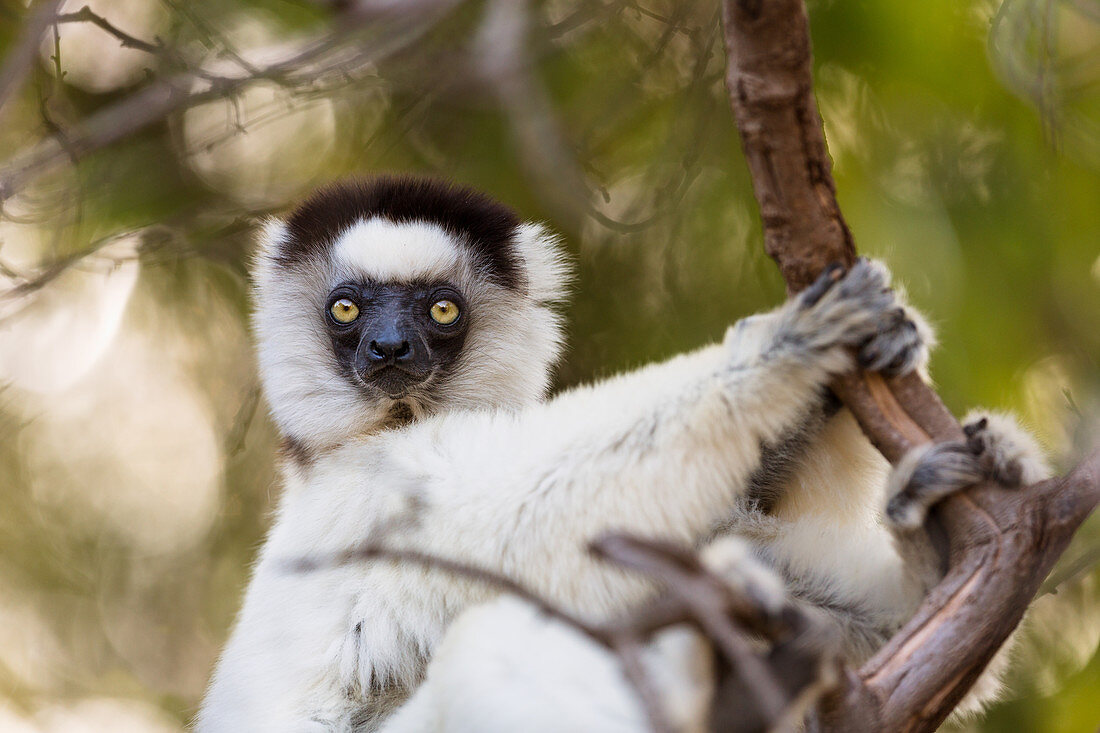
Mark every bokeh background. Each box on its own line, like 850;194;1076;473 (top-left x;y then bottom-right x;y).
0;0;1098;730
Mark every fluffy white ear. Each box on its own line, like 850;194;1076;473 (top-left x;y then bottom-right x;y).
252;218;295;292
256;217;289;260
513;222;572;304
251;217;287;308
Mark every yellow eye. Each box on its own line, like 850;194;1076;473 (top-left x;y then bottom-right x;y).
330;298;359;324
429;300;460;325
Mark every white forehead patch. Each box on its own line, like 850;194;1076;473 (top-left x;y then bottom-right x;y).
332;218;464;284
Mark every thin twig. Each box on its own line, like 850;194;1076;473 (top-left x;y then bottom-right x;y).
55;6;164;55
290;535;680;732
606;633;675;733
591;534;804;725
0;0;65;113
0;2;460;202
290;541;608;643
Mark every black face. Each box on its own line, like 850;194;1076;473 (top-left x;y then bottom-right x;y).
324;280;469;400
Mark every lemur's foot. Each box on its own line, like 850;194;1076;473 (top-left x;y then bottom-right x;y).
961;412;1050;487
884;442;983;529
885;411;1049;529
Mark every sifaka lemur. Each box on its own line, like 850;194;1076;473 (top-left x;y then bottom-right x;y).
197;176;1047;732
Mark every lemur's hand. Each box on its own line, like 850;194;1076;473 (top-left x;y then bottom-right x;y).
885;411;1050;529
723;258;933;383
771;259;927;374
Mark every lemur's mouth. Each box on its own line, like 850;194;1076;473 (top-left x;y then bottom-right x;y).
363;365;428;400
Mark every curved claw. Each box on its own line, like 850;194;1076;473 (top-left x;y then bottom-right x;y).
799;262;847;308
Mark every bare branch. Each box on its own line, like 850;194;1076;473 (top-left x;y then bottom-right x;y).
291;540;608;642
0;2;461;203
160;0;262;77
591;534;837;732
298;525;847;733
474;0;593;223
0;227;162;318
594;536;790;720
845;449;1100;730
591;535;792;641
606;635;676;733
295;534;686;733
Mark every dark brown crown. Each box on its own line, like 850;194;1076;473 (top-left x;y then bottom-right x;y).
276;175;524;291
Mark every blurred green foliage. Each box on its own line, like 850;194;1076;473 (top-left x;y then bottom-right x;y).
0;0;1097;730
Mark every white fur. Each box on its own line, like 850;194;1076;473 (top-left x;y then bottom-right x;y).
375;413;1047;733
962;409;1051;486
203;220;1040;732
333;219;465;285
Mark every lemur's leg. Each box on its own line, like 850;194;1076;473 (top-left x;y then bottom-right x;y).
744;408;1050;680
885;410;1051;596
882;412;1050;715
849;411;1047;611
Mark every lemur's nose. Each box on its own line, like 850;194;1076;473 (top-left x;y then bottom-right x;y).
368;336;412;363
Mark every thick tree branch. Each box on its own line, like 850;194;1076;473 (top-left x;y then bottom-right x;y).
719;0;1100;730
847;451;1100;731
719;0;956;464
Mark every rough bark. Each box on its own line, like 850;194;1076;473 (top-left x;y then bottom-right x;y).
719;0;1100;730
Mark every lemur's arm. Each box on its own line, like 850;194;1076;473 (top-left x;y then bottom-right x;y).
351;260;915;612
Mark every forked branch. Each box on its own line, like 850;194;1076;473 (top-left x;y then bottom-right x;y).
719;0;1100;730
